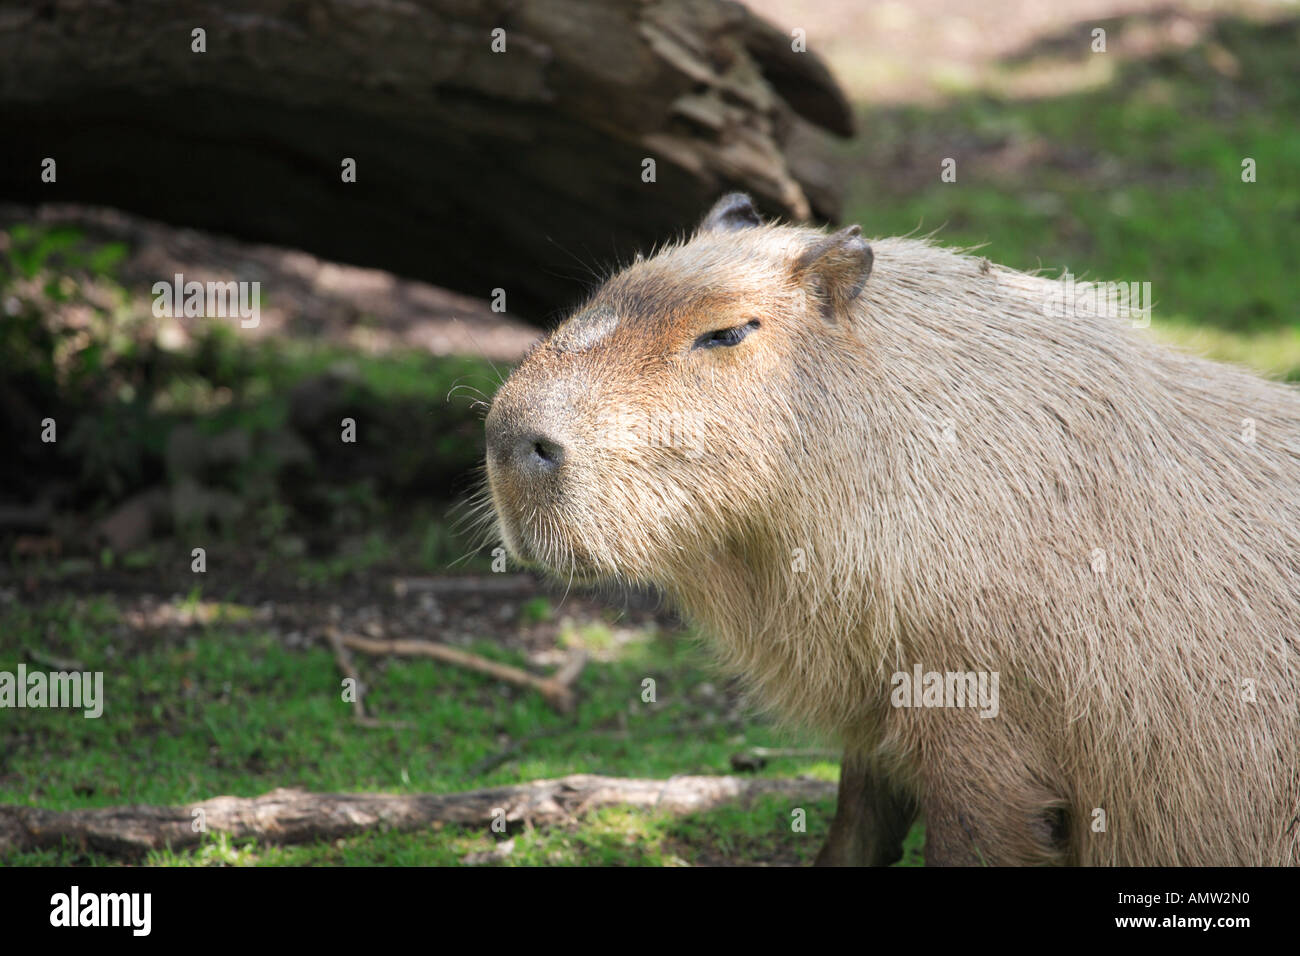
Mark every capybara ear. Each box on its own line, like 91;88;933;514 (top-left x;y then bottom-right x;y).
699;192;764;233
793;225;874;320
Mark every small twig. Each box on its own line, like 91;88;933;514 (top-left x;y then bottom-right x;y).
325;626;367;721
25;648;85;671
325;626;410;729
391;574;537;597
338;632;586;714
729;747;839;772
551;648;589;688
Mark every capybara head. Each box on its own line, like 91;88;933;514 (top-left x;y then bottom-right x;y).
486;193;873;589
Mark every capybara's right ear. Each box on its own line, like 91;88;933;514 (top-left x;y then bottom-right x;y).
699;192;763;233
793;225;874;321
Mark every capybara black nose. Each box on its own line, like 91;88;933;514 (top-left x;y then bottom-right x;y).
488;418;566;478
517;432;565;474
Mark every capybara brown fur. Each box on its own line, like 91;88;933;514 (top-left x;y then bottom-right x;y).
484;193;1300;866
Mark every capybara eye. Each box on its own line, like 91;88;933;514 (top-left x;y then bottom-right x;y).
694;319;759;350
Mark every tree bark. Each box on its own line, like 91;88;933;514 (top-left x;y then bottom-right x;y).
0;0;853;321
0;775;835;859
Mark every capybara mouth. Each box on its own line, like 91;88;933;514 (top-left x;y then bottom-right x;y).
510;534;607;584
492;499;607;582
490;506;538;567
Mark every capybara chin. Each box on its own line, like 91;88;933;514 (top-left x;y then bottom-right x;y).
484;193;1300;866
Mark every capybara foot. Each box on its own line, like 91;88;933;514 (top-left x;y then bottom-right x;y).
813;751;917;866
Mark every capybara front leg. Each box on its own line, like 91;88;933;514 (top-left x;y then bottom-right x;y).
813;750;917;866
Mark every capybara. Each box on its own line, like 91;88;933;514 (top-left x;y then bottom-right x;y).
484;193;1300;866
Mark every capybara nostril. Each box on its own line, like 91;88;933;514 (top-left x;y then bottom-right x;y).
520;433;565;474
486;416;566;477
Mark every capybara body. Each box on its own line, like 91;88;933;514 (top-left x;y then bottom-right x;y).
485;194;1300;865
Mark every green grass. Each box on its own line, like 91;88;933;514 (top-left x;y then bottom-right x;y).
0;594;867;865
519;596;554;626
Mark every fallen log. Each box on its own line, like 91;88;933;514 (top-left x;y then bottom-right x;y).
0;0;854;321
0;775;836;859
